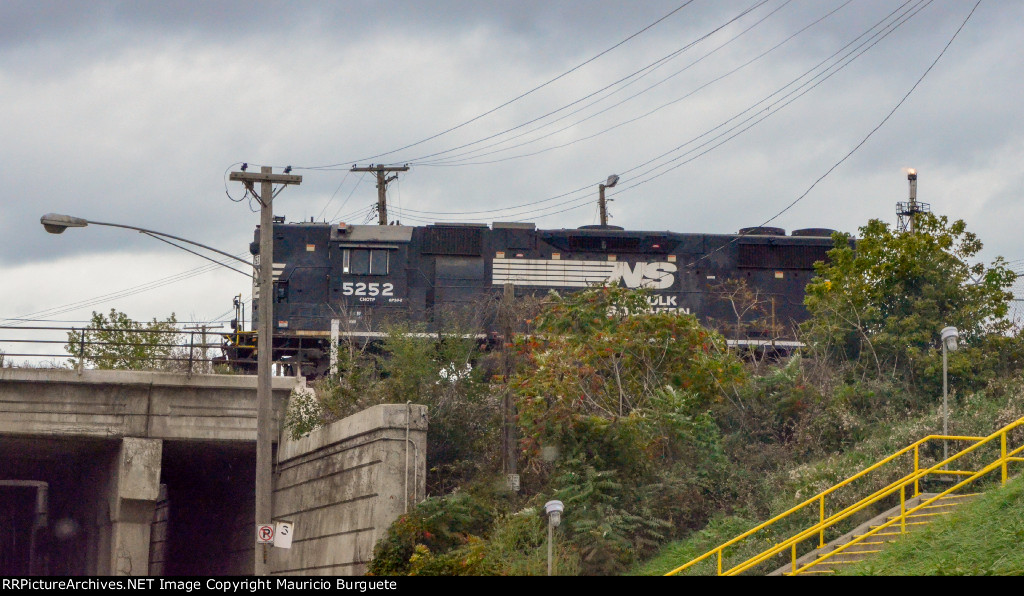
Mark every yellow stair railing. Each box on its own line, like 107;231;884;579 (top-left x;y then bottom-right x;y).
665;415;1024;576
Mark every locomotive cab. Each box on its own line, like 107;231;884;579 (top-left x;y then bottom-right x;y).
245;221;415;375
329;224;413;332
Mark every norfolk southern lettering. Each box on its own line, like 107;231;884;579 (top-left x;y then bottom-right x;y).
223;222;839;376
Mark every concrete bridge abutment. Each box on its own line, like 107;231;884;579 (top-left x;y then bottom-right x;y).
0;368;428;576
102;437;163;576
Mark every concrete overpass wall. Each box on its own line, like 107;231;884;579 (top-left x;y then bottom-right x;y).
1;369;429;576
0;368;294;576
0;368;294;441
270;404;428;576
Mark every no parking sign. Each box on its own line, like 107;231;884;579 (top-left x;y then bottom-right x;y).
256;524;274;544
255;522;294;548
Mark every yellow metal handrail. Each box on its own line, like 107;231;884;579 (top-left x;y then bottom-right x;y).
665;415;1024;576
790;450;1022;575
771;435;1024;576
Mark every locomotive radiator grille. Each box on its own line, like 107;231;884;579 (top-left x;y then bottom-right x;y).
421;227;483;256
737;244;831;270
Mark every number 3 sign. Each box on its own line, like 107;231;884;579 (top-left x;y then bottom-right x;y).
274;521;294;549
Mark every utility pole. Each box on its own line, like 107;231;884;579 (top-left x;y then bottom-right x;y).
229;165;301;576
351;164;409;225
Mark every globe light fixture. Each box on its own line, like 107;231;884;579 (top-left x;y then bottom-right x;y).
544;500;565;576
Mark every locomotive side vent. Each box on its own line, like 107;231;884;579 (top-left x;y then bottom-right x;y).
739;226;786;236
422;226;484;256
569;235;642;253
738;244;831;270
791;228;837;237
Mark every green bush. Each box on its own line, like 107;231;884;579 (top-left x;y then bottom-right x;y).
368;491;495;576
802;214;1016;395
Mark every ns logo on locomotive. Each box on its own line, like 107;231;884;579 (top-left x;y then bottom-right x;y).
221;220;838;377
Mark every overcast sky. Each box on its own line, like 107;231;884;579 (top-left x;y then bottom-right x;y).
2;0;1022;359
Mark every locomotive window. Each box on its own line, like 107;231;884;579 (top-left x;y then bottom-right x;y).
343;249;389;276
349;250;369;275
370;249;389;275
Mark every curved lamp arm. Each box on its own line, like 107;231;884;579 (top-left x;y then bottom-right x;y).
41;213;254;274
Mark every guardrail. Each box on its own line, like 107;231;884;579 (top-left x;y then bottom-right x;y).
0;325;230;375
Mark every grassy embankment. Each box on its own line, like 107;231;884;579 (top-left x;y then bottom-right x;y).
838;473;1024;575
632;377;1024;576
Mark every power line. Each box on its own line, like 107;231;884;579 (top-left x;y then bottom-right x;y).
501;0;934;224
0;317;242;325
394;0;775;166
315;170;352;221
330;204;375;226
675;0;982;270
607;0;933;192
414;0;851;168
249;1;883;228
297;1;698;170
328;173;369;223
388;0;928;223
0;251;252;327
412;0;802;167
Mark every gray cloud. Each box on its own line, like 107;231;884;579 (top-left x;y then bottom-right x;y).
2;0;1022;326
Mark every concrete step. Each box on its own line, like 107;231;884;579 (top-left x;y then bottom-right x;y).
794;558;865;574
839;541;886;554
858;531;903;543
769;492;978;576
824;549;881;564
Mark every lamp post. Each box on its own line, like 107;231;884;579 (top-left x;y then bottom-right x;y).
41;196;302;577
544;500;564;576
598;174;619;227
940;326;959;465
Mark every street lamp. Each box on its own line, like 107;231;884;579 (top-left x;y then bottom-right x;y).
598;174;619;227
46;167;300;577
40;213;253;277
544;500;564;576
40;210;276;574
940;326;959;465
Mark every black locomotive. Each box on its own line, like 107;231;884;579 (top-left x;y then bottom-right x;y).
221;219;840;376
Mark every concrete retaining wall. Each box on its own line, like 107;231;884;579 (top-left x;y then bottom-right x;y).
269;404;428;576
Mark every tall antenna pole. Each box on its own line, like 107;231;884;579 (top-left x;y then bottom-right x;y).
907;169;919;233
896;168;929;234
351;164;410;225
